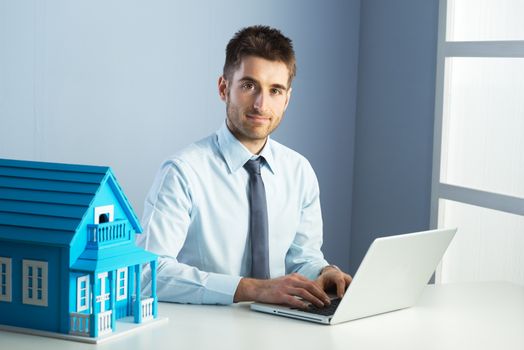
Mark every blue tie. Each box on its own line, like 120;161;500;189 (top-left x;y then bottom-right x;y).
244;158;270;279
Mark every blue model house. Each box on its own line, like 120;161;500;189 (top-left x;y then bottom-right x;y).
0;158;158;339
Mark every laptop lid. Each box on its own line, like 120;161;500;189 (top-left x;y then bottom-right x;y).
330;227;457;324
250;228;457;325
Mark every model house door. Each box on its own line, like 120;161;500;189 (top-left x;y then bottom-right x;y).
97;272;109;312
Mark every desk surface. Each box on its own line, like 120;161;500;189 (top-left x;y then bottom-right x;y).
1;282;523;350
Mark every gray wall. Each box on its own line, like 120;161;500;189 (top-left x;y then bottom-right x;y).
349;0;439;274
0;0;360;270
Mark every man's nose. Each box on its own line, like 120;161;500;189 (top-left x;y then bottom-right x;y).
253;91;269;113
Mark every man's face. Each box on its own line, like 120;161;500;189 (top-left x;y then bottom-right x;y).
219;56;292;151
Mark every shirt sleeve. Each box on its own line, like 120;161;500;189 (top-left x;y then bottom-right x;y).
285;159;330;280
136;159;242;304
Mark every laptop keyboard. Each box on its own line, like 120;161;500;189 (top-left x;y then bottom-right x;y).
303;297;342;316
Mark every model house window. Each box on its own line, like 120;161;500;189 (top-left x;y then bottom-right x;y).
94;205;114;224
77;275;90;312
0;257;12;302
431;0;524;284
22;260;48;307
116;268;128;301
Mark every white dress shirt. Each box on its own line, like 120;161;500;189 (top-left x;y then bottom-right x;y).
137;122;329;304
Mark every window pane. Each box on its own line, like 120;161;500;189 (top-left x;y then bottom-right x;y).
438;199;524;285
447;0;524;41
440;57;524;198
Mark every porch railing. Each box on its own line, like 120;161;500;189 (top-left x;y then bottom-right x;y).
141;298;154;321
69;311;113;337
98;310;113;336
69;313;90;337
87;220;130;248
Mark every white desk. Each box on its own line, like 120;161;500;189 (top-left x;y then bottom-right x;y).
1;282;523;350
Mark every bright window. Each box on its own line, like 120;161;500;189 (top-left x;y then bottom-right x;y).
116;267;128;301
441;57;524;198
438;200;524;283
432;0;524;285
447;0;524;41
77;275;90;312
94;205;114;224
22;260;48;306
0;257;12;302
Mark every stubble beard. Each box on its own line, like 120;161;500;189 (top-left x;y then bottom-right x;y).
226;99;275;142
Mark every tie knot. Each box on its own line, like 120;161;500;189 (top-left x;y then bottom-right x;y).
243;158;263;176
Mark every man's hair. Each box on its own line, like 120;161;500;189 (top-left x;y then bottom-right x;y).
223;25;296;85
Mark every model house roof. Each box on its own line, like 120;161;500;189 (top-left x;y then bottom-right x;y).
0;158;142;246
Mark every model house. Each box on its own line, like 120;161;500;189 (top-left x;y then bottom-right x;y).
0;158;158;339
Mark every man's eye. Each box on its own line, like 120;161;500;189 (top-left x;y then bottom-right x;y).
241;83;255;90
271;88;283;95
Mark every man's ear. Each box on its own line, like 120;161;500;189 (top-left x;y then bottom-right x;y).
283;87;292;111
218;76;228;102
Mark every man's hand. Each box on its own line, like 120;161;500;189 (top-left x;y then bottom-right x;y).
315;266;352;298
234;273;331;309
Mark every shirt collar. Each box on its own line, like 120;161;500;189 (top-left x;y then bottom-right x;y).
216;121;276;175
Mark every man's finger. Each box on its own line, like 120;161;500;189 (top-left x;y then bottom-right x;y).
283;294;308;309
288;287;325;308
344;274;353;285
336;277;346;298
294;280;330;304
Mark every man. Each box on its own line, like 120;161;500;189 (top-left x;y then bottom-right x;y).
137;25;352;309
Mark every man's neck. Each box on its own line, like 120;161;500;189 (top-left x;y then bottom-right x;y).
240;138;267;155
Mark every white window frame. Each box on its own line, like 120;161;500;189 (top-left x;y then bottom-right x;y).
22;260;48;307
0;257;12;302
77;275;90;312
116;267;128;301
431;0;524;282
94;205;114;224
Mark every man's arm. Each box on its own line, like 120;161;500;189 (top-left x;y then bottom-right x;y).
137;160;241;304
284;159;352;301
285;159;330;279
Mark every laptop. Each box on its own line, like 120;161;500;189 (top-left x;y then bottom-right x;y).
250;228;457;325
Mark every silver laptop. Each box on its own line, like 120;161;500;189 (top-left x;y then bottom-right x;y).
250;228;457;325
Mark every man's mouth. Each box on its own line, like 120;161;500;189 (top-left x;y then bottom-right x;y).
246;114;270;123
